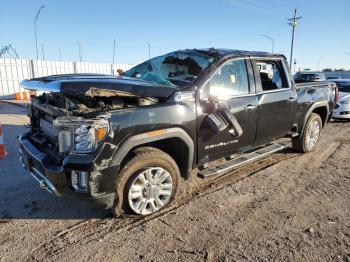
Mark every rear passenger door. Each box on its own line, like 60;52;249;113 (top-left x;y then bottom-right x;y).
252;58;296;144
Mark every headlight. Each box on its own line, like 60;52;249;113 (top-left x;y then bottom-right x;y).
54;117;109;153
74;124;95;152
340;100;350;104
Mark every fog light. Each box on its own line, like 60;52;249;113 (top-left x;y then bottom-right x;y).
71;170;88;192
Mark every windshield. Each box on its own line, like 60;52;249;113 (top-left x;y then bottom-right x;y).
124;50;217;88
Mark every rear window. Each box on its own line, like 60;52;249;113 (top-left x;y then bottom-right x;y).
256;60;288;91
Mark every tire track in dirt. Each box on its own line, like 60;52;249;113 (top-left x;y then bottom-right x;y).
27;123;350;261
27;150;299;261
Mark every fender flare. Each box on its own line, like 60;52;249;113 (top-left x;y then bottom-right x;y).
301;101;329;133
111;127;194;178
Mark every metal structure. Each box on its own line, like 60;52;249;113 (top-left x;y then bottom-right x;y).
0;45;20;59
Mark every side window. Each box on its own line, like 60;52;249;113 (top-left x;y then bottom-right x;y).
208;59;249;98
256;60;287;91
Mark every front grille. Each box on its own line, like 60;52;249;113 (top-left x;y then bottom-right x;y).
40;118;58;140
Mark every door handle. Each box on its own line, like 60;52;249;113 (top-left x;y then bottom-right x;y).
288;97;297;101
244;104;257;110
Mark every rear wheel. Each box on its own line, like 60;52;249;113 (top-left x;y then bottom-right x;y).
112;147;179;216
292;113;322;153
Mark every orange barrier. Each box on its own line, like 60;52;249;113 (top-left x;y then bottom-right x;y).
0;126;8;159
15;91;35;100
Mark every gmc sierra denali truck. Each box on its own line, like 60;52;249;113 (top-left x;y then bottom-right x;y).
19;49;337;216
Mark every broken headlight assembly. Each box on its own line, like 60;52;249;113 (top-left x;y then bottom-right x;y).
54;117;109;154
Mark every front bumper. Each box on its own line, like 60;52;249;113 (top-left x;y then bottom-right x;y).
332;103;350;120
19;133;118;208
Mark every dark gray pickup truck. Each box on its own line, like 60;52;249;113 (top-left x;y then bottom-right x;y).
19;48;338;216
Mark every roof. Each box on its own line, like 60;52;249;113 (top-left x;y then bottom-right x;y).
193;48;285;59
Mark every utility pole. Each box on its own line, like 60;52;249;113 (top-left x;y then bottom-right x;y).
34;6;45;60
112;39;116;64
288;9;302;68
293;59;297;74
41;44;45;60
148;43;151;59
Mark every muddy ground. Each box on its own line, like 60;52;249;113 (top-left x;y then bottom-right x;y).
0;101;349;262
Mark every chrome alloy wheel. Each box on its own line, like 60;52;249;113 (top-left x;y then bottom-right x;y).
128;167;173;215
306;120;320;149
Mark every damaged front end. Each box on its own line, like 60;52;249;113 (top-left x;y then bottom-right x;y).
19;75;174;208
19;93;120;208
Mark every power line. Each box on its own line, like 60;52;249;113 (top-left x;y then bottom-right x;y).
221;0;285;18
244;0;289;15
288;8;302;68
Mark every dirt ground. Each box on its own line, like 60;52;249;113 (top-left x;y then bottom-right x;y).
0;101;349;262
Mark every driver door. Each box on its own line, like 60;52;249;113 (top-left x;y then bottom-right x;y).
197;58;259;162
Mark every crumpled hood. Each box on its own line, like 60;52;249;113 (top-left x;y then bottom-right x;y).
20;74;178;98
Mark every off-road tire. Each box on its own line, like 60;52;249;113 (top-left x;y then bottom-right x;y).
112;147;180;216
292;113;322;153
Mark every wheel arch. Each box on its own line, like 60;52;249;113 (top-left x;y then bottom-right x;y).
302;102;329;133
111;128;194;179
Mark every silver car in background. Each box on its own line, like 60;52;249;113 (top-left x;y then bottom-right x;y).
332;79;350;120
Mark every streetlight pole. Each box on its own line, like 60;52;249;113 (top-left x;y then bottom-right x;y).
41;44;45;60
260;34;274;53
112;39;116;65
317;57;325;72
34;5;45;60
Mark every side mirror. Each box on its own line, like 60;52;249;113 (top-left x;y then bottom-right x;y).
116;69;124;75
200;95;219;114
199;82;219;114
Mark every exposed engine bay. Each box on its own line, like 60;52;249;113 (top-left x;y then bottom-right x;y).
27;91;159;165
31;92;159;117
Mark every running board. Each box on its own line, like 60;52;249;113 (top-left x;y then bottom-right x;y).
197;142;290;179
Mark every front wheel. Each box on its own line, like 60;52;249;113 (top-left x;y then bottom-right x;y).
292;113;322;153
112;147;180;216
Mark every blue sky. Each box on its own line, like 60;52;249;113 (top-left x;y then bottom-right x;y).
1;0;349;70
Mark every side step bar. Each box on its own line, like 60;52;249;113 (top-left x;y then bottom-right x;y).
198;142;290;179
